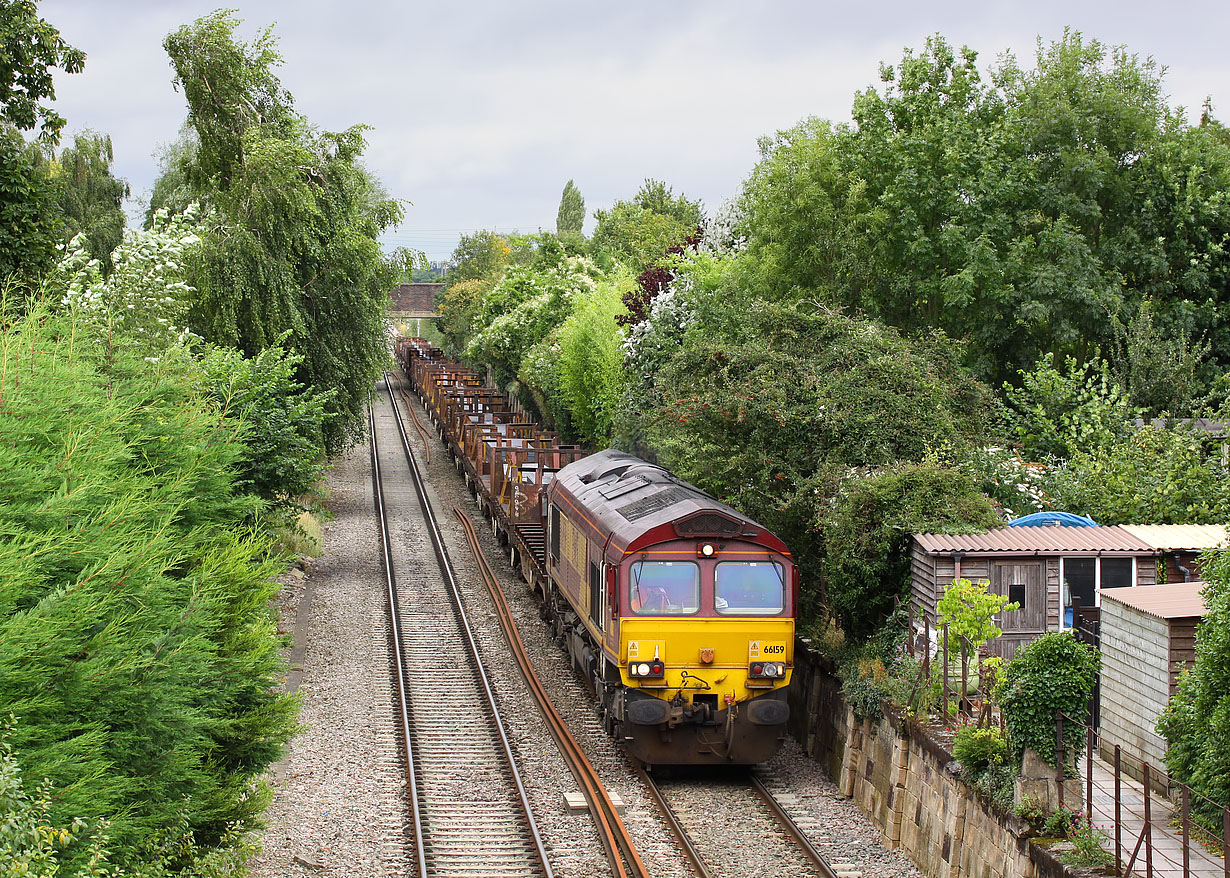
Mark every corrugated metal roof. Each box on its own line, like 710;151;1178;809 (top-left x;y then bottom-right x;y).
1100;582;1209;620
1118;524;1229;551
915;525;1154;555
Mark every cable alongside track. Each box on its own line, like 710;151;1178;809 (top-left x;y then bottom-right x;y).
369;375;552;878
638;766;838;878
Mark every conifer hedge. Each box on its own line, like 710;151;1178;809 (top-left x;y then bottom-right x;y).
0;306;297;866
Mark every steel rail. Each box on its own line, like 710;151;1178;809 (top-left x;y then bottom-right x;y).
379;375;555;878
748;774;838;878
398;384;432;463
367;400;428;878
451;505;651;878
634;764;712;878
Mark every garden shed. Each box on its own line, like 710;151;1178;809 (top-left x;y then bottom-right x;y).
1097;582;1206;770
1118;524;1227;583
910;525;1158;659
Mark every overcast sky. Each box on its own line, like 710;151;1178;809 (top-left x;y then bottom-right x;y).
39;0;1230;261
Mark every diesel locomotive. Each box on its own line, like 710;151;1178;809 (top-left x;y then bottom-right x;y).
547;449;795;765
395;337;796;765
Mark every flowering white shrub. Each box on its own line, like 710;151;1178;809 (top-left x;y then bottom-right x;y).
55;204;204;353
697;197;747;257
965;445;1053;520
464;254;603;382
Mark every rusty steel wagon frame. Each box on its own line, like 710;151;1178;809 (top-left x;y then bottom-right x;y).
395;337;587;593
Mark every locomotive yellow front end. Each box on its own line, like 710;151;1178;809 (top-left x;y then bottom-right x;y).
547;449;798;766
614;546;795;765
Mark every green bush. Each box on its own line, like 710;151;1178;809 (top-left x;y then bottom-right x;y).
0;307;297;867
1042;804;1082;838
953;725;1008;771
968;762;1017;813
1158;550;1230;833
999;632;1099;770
198;340;333;516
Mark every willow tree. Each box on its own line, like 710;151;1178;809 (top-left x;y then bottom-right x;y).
163;11;402;452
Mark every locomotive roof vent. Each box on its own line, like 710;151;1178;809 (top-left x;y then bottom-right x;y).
674;512;742;538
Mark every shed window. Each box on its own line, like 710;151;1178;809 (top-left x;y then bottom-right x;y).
1008;582;1027;609
1101;558;1133;589
1062;557;1096;628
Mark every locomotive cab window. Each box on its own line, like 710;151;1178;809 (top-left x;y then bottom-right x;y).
629;561;699;615
714;562;784;615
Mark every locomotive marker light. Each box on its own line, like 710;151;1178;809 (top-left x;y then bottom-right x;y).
628;659;665;679
697;542;716;558
748;661;786;679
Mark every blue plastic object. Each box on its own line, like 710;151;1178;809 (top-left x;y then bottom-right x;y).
1006;511;1098;527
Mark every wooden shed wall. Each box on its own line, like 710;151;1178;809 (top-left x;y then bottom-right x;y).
1166;617;1199;695
1161;553;1204;584
908;543;935;623
1099;599;1170;768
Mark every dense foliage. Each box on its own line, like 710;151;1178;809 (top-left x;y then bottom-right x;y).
0;306;297;867
999;632;1100;768
0;126;60;303
736;32;1230;392
591;178;703;269
163;10;401;453
1158;552;1230;831
52;130;129;275
636;296;997;636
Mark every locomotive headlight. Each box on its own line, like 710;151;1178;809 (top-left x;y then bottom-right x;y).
698;542;716;558
629;661;664;679
749;661;786;680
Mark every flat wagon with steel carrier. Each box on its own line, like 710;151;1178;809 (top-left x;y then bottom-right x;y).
395;336;797;765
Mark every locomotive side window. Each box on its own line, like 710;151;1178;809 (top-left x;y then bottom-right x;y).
589;561;605;631
549;504;560;562
714;562;785;615
629;561;699;615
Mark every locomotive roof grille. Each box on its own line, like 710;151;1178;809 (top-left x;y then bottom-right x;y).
674;512;742;537
616;485;692;522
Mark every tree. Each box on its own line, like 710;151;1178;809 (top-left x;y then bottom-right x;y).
592;178;702;269
641;297;997;635
449;229;514;284
162;10;293;191
734;32;1230;390
1158;552;1230;833
0;126;60;302
163;11;402;453
52;130;129;274
0;0;85;142
556;178;585;237
632;178;702;227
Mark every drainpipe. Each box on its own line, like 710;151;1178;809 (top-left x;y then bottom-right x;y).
1174;551;1192;582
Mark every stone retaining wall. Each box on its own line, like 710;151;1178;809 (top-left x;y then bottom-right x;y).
788;641;1050;878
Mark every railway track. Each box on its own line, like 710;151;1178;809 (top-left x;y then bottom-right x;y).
638;766;837;878
368;375;552;878
452;504;650;878
380;366;858;878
